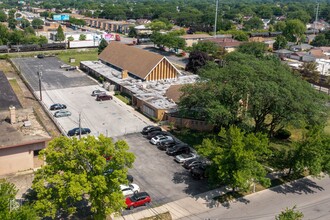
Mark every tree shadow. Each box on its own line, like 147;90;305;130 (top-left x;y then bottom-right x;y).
270;177;324;195
171;170;250;209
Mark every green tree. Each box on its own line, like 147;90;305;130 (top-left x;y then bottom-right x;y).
273;35;288;50
67;36;74;41
0;10;7;22
56;25;65;42
148;20;172;31
237;42;268;58
197;126;271;191
79;34;86;40
31;18;44;29
0;179;38;220
98;38;108;54
283;19;306;43
24;26;35;35
275;206;304;220
287;10;311;24
288;128;330;177
300;62;320;83
226;30;249;41
311;32;330;47
20;18;30;29
128;26;137;38
31;135;135;219
179;52;328;135
190;41;222;59
0;24;9;44
38;36;48;45
8;30;24;45
8;18;17;30
273;21;286;32
243;16;264;31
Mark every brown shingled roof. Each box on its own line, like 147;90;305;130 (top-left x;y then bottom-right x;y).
99;42;164;80
165;84;184;103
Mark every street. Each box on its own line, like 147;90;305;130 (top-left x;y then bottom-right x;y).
180;176;330;220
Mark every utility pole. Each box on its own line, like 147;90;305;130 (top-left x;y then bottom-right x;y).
214;0;219;38
37;69;42;101
78;112;81;139
314;3;319;35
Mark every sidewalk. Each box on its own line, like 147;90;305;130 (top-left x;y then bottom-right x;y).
113;187;228;220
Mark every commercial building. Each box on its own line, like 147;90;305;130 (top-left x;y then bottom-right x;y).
99;42;181;81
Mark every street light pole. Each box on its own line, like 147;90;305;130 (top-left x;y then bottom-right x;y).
37;70;42;101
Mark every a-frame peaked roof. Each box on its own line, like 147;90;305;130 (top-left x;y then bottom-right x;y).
99;41;165;80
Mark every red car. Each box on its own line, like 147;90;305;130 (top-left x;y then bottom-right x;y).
125;192;151;209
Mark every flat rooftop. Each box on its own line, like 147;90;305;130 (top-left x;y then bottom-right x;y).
0;108;51;149
81;61;199;111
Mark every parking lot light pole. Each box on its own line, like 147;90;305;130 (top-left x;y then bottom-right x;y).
37;70;42;101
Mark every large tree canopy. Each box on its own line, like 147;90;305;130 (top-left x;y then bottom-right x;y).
31;135;135;219
179;52;328;135
197;126;271;191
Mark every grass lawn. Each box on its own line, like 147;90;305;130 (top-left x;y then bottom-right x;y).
114;94;130;105
8;78;21;94
57;49;98;66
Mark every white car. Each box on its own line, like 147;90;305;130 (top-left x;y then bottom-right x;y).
91;89;106;96
175;153;198;163
120;184;140;197
150;135;173;145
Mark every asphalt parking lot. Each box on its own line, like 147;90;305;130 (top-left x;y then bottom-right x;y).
12;57;96;91
10;56;210;214
116;133;210;214
0;70;22;110
11;57;151;137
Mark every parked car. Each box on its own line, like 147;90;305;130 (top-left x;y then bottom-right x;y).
182;157;209;170
54;110;71;118
190;164;208;180
175;153;198;163
157;140;177;151
120;184;140;197
166;143;190;156
146;130;170;140
66;66;76;71
150;135;173;145
50;103;67;110
67;127;91;136
141;125;161;135
91;89;106;96
60;64;71;69
37;54;44;58
125;192;151;210
96;94;112;101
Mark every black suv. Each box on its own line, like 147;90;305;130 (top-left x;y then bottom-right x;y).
190;164;208;179
96;94;112;101
157;140;177;151
67;127;91;136
166;143;190;156
50;103;67;110
141;125;161;135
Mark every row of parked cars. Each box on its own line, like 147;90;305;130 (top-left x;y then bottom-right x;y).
141;125;210;180
49;103;91;136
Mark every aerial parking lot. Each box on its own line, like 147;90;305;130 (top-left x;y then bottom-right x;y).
11;56;210;213
11;57;151;137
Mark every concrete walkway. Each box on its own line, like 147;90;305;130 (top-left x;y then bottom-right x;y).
114;187;228;220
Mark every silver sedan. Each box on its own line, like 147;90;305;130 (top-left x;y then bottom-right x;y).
54;110;72;118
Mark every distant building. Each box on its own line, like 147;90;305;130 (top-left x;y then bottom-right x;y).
204;38;243;52
180;34;213;47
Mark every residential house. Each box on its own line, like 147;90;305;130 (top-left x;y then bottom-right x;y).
180;34;213;47
290;43;313;52
204;38;243;52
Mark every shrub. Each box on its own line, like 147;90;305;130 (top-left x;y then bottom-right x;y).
274;129;291;139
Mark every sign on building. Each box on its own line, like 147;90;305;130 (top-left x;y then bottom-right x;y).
53;14;70;21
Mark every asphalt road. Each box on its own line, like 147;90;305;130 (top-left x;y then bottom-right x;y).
180;176;330;220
